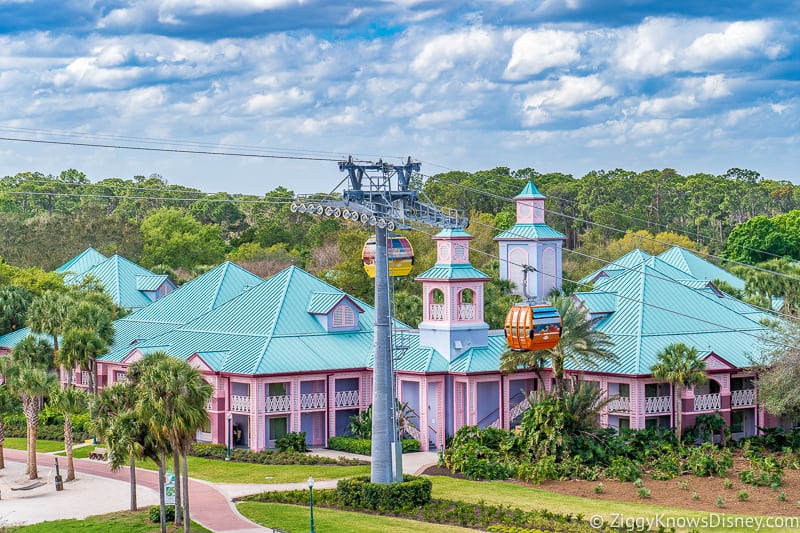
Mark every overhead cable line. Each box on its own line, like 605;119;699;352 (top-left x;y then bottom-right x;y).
422;173;800;284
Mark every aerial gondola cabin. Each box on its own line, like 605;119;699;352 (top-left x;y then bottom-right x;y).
504;303;562;351
362;235;414;278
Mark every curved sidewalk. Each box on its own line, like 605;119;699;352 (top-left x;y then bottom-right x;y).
4;449;266;532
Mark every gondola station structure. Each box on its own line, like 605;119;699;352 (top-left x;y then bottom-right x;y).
0;174;782;453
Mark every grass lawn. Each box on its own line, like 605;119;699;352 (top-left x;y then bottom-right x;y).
429;477;797;533
136;456;370;484
55;444;96;459
9;510;211;532
3;438;67;453
238;502;475;533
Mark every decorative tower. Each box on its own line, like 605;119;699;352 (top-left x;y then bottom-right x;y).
495;182;566;299
416;229;491;361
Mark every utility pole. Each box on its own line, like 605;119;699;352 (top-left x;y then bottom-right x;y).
292;157;467;484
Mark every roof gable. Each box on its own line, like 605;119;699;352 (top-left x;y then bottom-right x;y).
658;247;745;290
306;292;364;315
55;247;108;275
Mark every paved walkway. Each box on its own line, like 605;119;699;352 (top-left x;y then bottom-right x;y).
1;448;439;531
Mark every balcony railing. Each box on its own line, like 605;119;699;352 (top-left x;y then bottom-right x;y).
429;303;446;320
81;373;90;386
645;395;671;414
731;389;756;407
265;394;291;412
402;421;420;441
509;397;531;421
457;303;475;320
300;392;326;410
694;393;721;412
231;395;251;413
607;396;630;413
204;398;213;411
335;390;360;408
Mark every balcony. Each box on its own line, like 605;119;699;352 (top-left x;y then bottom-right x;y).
457;303;475;320
429;303;446;320
607;396;630;413
645;395;671;414
265;394;291;413
335;390;360;408
694;393;721;412
300;392;326;410
731;389;756;407
509;397;531;421
231;395;251;413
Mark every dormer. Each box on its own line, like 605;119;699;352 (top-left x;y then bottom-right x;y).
136;275;176;302
306;292;364;332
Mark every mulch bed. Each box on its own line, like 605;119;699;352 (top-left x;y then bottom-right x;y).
423;455;800;516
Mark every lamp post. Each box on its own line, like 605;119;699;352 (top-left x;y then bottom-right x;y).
308;475;316;533
226;413;233;461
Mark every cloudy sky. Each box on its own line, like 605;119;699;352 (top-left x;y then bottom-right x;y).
1;1;798;195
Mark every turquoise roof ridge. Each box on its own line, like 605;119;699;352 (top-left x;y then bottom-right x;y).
514;181;546;199
657;246;745;291
71;254;167;310
494;223;566;241
416;264;491;281
55;247;107;275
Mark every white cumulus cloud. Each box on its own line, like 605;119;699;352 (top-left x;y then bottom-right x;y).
504;29;582;80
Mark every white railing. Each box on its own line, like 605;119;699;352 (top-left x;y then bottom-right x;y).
731;389;756;407
429;303;446;320
205;398;213;411
265;394;291;412
645;395;671;414
607;397;630;413
402;421;421;441
300;392;326;410
81;373;90;386
115;372;128;384
488;417;502;429
509;397;531;420
457;303;475;320
694;393;721;412
196;431;212;442
231;395;251;413
335;390;360;408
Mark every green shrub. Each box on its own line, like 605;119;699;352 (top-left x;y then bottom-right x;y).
594;483;604;494
188;443;363;466
637;487;651;499
723;478;733;489
692;492;699;500
779;491;786;501
605;456;641;482
336;475;432;511
148;505;175;523
716;496;725;508
736;490;749;501
276;432;307;453
633;478;644;488
684;443;732;477
678;480;689;490
516;455;559;484
739;455;784;487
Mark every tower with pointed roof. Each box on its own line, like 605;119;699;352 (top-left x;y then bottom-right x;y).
494;182;566;300
416;229;491;361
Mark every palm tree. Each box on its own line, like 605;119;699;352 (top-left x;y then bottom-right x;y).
6;360;56;479
650;343;707;443
0;285;32;334
92;383;148;512
49;385;87;481
58;328;107;392
12;334;53;370
135;352;211;532
500;295;616;399
27;291;71;363
66;301;115;345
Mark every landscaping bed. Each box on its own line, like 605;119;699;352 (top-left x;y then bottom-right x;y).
426;453;800;517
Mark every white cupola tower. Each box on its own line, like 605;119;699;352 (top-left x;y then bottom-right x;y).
494;182;565;299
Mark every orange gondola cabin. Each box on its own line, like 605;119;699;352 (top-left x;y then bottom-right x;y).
505;303;562;351
362;235;414;278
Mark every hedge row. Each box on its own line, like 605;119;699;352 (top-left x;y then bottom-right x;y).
4;424;90;443
189;443;364;466
337;475;432;511
326;436;420;455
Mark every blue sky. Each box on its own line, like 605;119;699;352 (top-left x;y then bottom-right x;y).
0;0;798;195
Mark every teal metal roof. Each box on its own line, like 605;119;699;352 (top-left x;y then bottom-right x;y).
101;262;264;360
574;263;769;375
306;292;363;314
69;255;165;310
494;223;565;241
416;264;491;280
55;247;107;275
108;266;380;375
136;275;170;291
657;247;745;291
449;334;509;373
434;228;472;238
0;328;42;349
580;248;652;284
514;181;546;199
575;291;617;314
